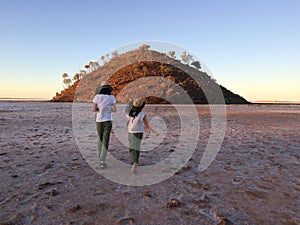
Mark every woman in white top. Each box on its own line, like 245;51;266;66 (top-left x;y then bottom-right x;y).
92;81;116;169
126;98;158;172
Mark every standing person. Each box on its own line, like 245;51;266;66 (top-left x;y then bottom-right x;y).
126;98;158;173
92;81;116;169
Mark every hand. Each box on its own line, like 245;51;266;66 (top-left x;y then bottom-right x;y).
153;131;159;136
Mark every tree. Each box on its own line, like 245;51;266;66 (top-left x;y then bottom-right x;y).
138;44;151;61
186;54;194;64
73;73;80;81
92;61;100;70
181;52;193;65
79;70;86;79
112;50;119;58
139;44;150;52
100;55;105;64
88;61;96;72
63;78;72;87
167;51;176;59
191;61;201;70
181;51;188;64
62;72;68;79
62;73;72;88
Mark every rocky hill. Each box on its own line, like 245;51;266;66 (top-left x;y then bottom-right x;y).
52;45;250;104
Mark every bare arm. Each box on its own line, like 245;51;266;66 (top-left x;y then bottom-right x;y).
143;115;158;136
112;103;117;113
92;103;98;112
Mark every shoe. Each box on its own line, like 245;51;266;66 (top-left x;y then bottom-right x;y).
100;161;105;169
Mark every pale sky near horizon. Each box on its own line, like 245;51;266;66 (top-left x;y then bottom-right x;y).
0;0;299;102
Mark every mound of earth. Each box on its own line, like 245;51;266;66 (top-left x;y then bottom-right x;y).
52;46;249;104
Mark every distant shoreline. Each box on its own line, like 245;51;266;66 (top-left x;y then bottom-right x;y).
252;101;300;105
0;98;49;102
1;98;300;105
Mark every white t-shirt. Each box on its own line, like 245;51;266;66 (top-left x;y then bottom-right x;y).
127;111;146;133
93;94;116;122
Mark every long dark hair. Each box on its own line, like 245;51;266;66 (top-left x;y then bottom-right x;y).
96;85;113;95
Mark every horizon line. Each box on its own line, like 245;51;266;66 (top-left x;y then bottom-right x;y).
1;97;300;104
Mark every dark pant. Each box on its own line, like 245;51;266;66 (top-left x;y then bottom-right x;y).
128;132;143;164
96;121;112;162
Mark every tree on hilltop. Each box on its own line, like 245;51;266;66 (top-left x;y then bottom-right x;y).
181;51;194;65
187;54;194;64
79;70;86;79
191;61;201;70
84;64;90;72
112;50;119;58
138;44;151;61
62;72;68;79
92;61;100;70
167;50;176;59
100;55;105;64
181;51;188;64
62;72;72;88
139;44;150;52
73;73;80;81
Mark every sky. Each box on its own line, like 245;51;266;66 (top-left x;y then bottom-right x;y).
0;0;299;102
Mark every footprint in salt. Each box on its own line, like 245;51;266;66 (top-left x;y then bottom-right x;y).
231;177;244;185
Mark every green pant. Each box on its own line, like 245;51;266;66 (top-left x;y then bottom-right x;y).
128;132;143;164
96;121;112;162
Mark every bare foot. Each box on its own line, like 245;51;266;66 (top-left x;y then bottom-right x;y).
131;163;138;173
